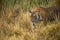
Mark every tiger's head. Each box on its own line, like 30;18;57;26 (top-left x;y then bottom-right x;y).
29;8;43;26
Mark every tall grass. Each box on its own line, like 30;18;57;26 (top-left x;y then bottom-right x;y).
0;0;60;40
0;10;60;40
2;0;60;11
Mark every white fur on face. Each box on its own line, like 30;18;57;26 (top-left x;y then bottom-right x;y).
29;13;32;16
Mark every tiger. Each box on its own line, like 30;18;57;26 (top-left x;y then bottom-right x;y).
29;7;60;26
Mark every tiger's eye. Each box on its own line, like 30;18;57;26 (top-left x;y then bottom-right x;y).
33;14;36;17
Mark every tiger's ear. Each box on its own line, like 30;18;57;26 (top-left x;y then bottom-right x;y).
29;10;32;16
29;10;32;13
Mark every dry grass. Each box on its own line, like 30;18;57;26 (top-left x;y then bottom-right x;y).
0;8;60;40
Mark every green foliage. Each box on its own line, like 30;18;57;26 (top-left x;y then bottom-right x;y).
1;0;60;11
